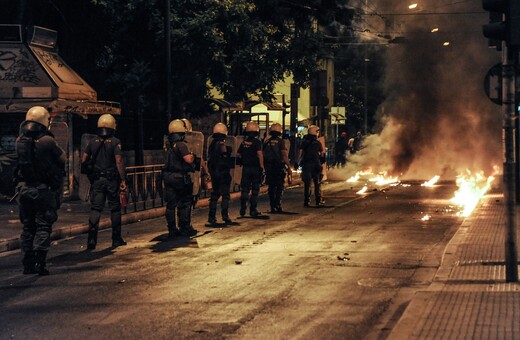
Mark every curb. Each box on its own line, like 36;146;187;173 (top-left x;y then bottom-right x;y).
0;182;300;254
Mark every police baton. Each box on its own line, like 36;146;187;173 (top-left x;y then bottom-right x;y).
9;191;19;203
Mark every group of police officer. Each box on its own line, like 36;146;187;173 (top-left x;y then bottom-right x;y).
14;106;326;275
163;118;326;234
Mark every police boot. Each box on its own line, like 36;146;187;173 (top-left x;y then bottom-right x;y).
240;198;248;217
112;224;127;248
250;202;261;217
208;207;217;225
316;197;325;207
22;253;37;274
34;251;49;276
87;227;98;250
304;196;311;207
166;208;179;238
222;210;232;224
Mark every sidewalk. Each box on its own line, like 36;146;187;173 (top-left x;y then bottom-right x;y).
0;181;299;253
389;191;520;339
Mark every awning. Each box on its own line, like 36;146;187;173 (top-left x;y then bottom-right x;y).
0;25;120;116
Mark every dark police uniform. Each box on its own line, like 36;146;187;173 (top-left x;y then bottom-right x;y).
263;134;288;212
299;134;324;206
163;136;196;237
84;134;126;247
237;135;263;216
207;134;232;224
15;120;65;275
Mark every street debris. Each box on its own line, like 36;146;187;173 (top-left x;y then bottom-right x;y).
337;256;350;261
234;260;242;265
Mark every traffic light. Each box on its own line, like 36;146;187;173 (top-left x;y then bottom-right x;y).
482;0;520;47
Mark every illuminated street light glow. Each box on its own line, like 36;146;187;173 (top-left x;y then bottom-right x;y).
408;3;418;9
443;41;450;46
431;27;439;33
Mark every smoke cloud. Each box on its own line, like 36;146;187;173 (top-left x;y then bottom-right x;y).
331;0;502;181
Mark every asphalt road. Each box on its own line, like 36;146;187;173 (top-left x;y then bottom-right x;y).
0;180;463;339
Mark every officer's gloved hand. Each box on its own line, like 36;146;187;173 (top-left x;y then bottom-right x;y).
120;180;127;191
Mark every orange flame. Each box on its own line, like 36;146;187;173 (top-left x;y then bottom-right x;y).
450;171;495;217
421;175;440;187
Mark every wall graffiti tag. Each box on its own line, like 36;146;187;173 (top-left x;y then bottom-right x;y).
0;48;41;84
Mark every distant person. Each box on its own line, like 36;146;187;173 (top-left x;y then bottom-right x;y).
349;130;363;154
335;131;348;167
207;123;233;225
15;106;65;275
237;121;264;217
163;119;197;237
263;123;292;213
297;125;325;207
81;114;127;250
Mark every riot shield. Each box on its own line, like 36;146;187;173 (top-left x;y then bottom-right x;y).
283;138;292;186
185;131;205;196
318;136;327;182
79;133;97;201
206;135;237;192
234;135;244;188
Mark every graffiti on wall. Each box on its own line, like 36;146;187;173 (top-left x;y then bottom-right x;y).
0;47;40;84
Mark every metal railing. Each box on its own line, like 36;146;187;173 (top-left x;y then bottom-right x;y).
124;164;164;214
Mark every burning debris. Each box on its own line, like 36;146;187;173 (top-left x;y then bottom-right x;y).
450;171;495;217
421;176;440;187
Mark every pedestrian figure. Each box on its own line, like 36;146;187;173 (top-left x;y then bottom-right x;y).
163;119;197;237
237;121;264;217
349;130;363;154
81;114;127;250
207;123;233;225
297;125;325;207
14;106;65;275
335;131;348;167
263;123;292;213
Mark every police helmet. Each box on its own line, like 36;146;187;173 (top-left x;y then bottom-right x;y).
270;123;282;133
181;118;192;132
98;114;117;129
168;119;187;133
245;121;259;132
26;106;50;128
308;125;320;136
213;122;228;135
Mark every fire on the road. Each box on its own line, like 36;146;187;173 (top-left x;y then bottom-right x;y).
450;171;495;217
348;168;399;187
421;175;440;187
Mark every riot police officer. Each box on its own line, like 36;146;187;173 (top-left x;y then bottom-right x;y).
207;122;233;225
262;123;291;213
297;125;325;207
15;106;65;275
163;119;197;237
237;121;264;217
81;114;127;249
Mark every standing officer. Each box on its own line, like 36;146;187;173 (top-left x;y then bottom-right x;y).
163;119;197;237
207;122;233;225
297;125;325;207
15;106;65;275
237;121;264;217
81;114;127;249
262;123;291;213
335;131;348;167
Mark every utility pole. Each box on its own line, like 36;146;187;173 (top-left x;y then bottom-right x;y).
482;0;520;282
165;0;172;123
502;44;518;282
